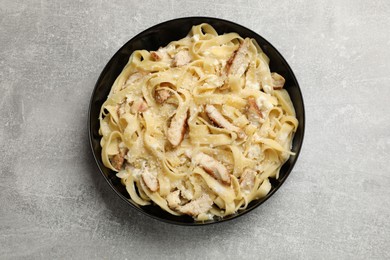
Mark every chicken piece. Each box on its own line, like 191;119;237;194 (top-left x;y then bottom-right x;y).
248;97;263;118
167;108;188;147
110;144;127;171
247;97;263;123
178;194;213;217
193;152;231;185
172;50;191;67
130;98;148;113
226;38;251;77
271;72;285;90
240;169;257;191
151;46;173;62
177;182;193;200
150;51;161;61
205;105;245;138
111;153;125;171
155;88;172;104
166;190;181;209
141;168;159;192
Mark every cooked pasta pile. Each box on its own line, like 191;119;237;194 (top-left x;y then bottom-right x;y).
99;24;298;220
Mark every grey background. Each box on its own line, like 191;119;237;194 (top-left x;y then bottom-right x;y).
1;0;389;259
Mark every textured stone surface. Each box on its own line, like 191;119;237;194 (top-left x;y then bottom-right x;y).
1;0;389;259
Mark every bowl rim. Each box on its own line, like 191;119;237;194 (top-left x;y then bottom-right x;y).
88;16;305;226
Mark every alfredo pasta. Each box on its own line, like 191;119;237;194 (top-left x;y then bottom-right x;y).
99;24;298;220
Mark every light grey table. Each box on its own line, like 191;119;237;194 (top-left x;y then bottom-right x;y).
1;0;389;259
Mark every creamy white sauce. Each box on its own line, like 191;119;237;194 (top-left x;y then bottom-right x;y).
246;80;260;90
256;94;274;111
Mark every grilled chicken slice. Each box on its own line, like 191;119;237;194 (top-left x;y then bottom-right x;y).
271;72;285;90
111;153;125;171
155;82;173;104
150;51;162;61
167;108;188;147
131;98;148;113
247;97;263;123
150;46;172;62
166;190;181;209
193;152;231;185
155;89;171;104
172;50;191;67
110;143;127;171
205;105;245;138
226;38;251;77
141;168;159;192
178;194;213;217
240;169;256;192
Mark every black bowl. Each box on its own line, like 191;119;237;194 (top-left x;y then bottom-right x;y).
89;17;305;225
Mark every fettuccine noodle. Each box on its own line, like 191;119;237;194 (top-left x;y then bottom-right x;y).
99;24;298;220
